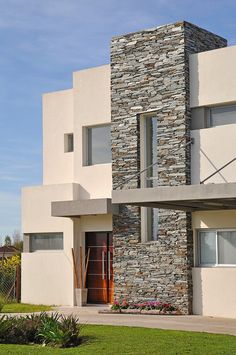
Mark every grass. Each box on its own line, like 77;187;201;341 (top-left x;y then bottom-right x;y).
1;303;52;313
0;324;235;354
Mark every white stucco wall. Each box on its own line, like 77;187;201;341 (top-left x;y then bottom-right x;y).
190;45;236;107
42;65;112;198
192;267;236;318
43;89;74;185
80;215;112;232
73;65;112;199
191;124;236;184
21;252;73;306
21;184;78;306
192;211;236;317
22;65;112;306
22;183;79;233
192;210;236;230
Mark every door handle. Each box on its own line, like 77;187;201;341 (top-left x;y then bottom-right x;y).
108;251;111;280
102;251;105;280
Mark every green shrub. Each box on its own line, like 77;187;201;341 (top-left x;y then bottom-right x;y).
0;313;81;348
0;296;5;313
38;313;81;348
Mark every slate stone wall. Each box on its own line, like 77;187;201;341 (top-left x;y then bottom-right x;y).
111;21;226;313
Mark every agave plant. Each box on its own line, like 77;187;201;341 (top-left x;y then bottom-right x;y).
0;312;81;348
37;313;81;348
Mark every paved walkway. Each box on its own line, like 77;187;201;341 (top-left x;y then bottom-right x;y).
54;306;236;336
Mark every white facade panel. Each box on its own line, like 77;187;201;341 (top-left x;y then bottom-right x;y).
193;267;236;318
43;90;74;185
191;124;236;184
190;45;236;108
21;252;73;306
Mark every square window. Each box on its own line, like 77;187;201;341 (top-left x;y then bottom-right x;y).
64;133;74;152
197;229;236;266
85;125;111;165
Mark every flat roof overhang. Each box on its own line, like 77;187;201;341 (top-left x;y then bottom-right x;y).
51;198;118;217
112;183;236;212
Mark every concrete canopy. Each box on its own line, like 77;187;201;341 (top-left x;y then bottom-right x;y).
51;198;118;217
112;183;236;212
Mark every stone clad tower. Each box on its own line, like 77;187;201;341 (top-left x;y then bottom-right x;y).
111;21;227;313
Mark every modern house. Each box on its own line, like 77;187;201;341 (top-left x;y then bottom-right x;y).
21;21;236;318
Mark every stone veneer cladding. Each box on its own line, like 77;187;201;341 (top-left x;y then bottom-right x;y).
111;21;227;313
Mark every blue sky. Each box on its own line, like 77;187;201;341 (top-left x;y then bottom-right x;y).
0;0;236;240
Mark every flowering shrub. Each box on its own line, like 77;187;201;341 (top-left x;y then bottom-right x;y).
0;254;21;302
1;255;21;275
111;299;177;312
112;299;130;310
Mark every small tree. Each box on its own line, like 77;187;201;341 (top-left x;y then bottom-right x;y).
12;230;23;251
4;236;12;247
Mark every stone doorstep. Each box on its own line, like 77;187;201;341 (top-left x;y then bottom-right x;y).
98;309;182;315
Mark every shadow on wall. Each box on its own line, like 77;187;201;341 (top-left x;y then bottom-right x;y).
78;185;91;199
192;268;203;315
190;53;200;185
190;52;200;107
191;129;200;184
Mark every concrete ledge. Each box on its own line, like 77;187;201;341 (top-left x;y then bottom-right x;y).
112;183;236;211
52;198;118;217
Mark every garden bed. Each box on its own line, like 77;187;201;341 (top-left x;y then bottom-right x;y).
100;300;182;315
99;309;182;315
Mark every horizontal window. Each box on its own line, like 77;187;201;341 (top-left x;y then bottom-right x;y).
197;229;236;266
210;105;236;127
85;125;111;165
191;105;236;130
30;233;63;252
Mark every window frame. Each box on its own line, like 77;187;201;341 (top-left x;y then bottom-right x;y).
83;124;111;166
140;112;158;243
196;228;236;267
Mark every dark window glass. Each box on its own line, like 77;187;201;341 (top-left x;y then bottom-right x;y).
65;133;74;152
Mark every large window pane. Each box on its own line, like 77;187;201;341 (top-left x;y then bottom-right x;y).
30;233;63;252
147;207;158;241
87;125;111;165
218;231;236;264
199;231;216;265
145;116;158;241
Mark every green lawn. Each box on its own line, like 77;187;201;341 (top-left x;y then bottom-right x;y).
2;303;52;313
0;324;235;354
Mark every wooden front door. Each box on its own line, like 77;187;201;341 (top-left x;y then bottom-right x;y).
86;232;113;304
